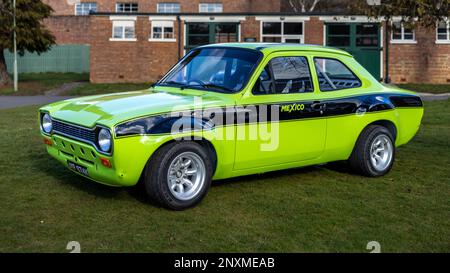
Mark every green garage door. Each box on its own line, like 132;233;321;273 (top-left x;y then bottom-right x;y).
326;23;381;80
4;44;90;73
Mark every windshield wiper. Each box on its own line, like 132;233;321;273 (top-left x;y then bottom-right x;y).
157;81;185;87
157;81;234;93
186;84;234;93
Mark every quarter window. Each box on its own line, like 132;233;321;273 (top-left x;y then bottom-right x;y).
157;3;181;13
314;58;361;91
116;3;138;13
75;2;97;16
199;3;223;13
436;20;450;43
262;22;303;43
150;21;175;41
253;57;313;95
391;21;415;42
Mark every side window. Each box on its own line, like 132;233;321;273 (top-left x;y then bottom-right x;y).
253;56;313;95
314;58;362;91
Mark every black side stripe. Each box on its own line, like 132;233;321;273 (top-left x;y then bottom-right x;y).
115;93;423;137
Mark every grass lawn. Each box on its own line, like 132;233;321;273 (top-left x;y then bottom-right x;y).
398;84;450;94
0;73;89;96
68;82;151;96
0;100;448;253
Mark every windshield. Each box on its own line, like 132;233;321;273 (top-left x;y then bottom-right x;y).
157;48;262;93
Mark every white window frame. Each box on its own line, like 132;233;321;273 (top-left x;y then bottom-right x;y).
436;19;450;44
149;20;176;42
260;21;305;44
157;3;181;13
391;21;417;44
199;3;223;13
75;2;97;16
115;2;139;13
109;16;137;42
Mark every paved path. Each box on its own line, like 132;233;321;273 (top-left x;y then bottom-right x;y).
44;82;87;96
0;96;73;110
418;92;450;101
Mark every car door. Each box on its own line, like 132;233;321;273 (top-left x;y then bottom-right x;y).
233;52;327;170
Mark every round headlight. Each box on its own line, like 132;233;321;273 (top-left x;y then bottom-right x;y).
98;128;112;152
42;113;53;133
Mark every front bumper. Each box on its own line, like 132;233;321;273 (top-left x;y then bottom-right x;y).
42;127;224;186
43;134;127;186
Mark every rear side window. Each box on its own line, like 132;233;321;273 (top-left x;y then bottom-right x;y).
253;56;313;95
314;58;361;91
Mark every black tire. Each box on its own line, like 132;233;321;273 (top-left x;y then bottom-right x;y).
143;141;213;210
348;125;395;177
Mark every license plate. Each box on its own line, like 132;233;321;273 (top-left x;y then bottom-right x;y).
68;161;89;177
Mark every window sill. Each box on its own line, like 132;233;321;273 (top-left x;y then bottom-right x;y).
390;40;417;44
109;38;137;42
148;38;177;42
435;40;450;44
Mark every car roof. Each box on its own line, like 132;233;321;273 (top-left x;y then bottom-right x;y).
198;43;352;57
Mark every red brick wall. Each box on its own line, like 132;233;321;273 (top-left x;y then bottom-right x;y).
44;16;90;44
388;26;450;84
90;16;180;83
42;0;76;15
42;1;450;85
43;0;280;15
304;17;323;45
241;17;261;42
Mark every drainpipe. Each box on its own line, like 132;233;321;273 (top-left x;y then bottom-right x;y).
177;15;181;60
384;21;391;84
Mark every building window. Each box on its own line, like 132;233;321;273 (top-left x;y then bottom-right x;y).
111;20;136;41
75;2;97;16
262;22;303;43
391;22;416;43
199;3;223;13
150;21;175;42
157;3;181;13
116;3;138;13
436;20;450;43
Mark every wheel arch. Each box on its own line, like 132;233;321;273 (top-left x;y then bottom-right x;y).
366;120;397;141
148;137;218;175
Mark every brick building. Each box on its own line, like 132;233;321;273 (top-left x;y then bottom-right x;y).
40;0;450;84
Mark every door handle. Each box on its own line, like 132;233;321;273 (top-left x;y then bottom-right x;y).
311;101;326;114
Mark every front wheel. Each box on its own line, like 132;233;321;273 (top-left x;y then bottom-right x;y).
144;142;213;210
349;125;395;177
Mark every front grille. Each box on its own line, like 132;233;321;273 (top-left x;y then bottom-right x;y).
52;120;96;144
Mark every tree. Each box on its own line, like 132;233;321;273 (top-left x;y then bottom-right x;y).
354;0;449;83
288;0;322;12
283;0;357;13
0;0;55;87
354;0;449;29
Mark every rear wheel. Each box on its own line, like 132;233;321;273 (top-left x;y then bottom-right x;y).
349;125;395;177
144;142;213;210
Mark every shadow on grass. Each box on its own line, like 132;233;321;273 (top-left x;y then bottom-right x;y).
211;162;358;187
27;150;165;207
28;152;125;198
27;147;358;207
211;165;320;187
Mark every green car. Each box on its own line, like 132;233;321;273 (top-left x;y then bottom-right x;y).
39;43;424;210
